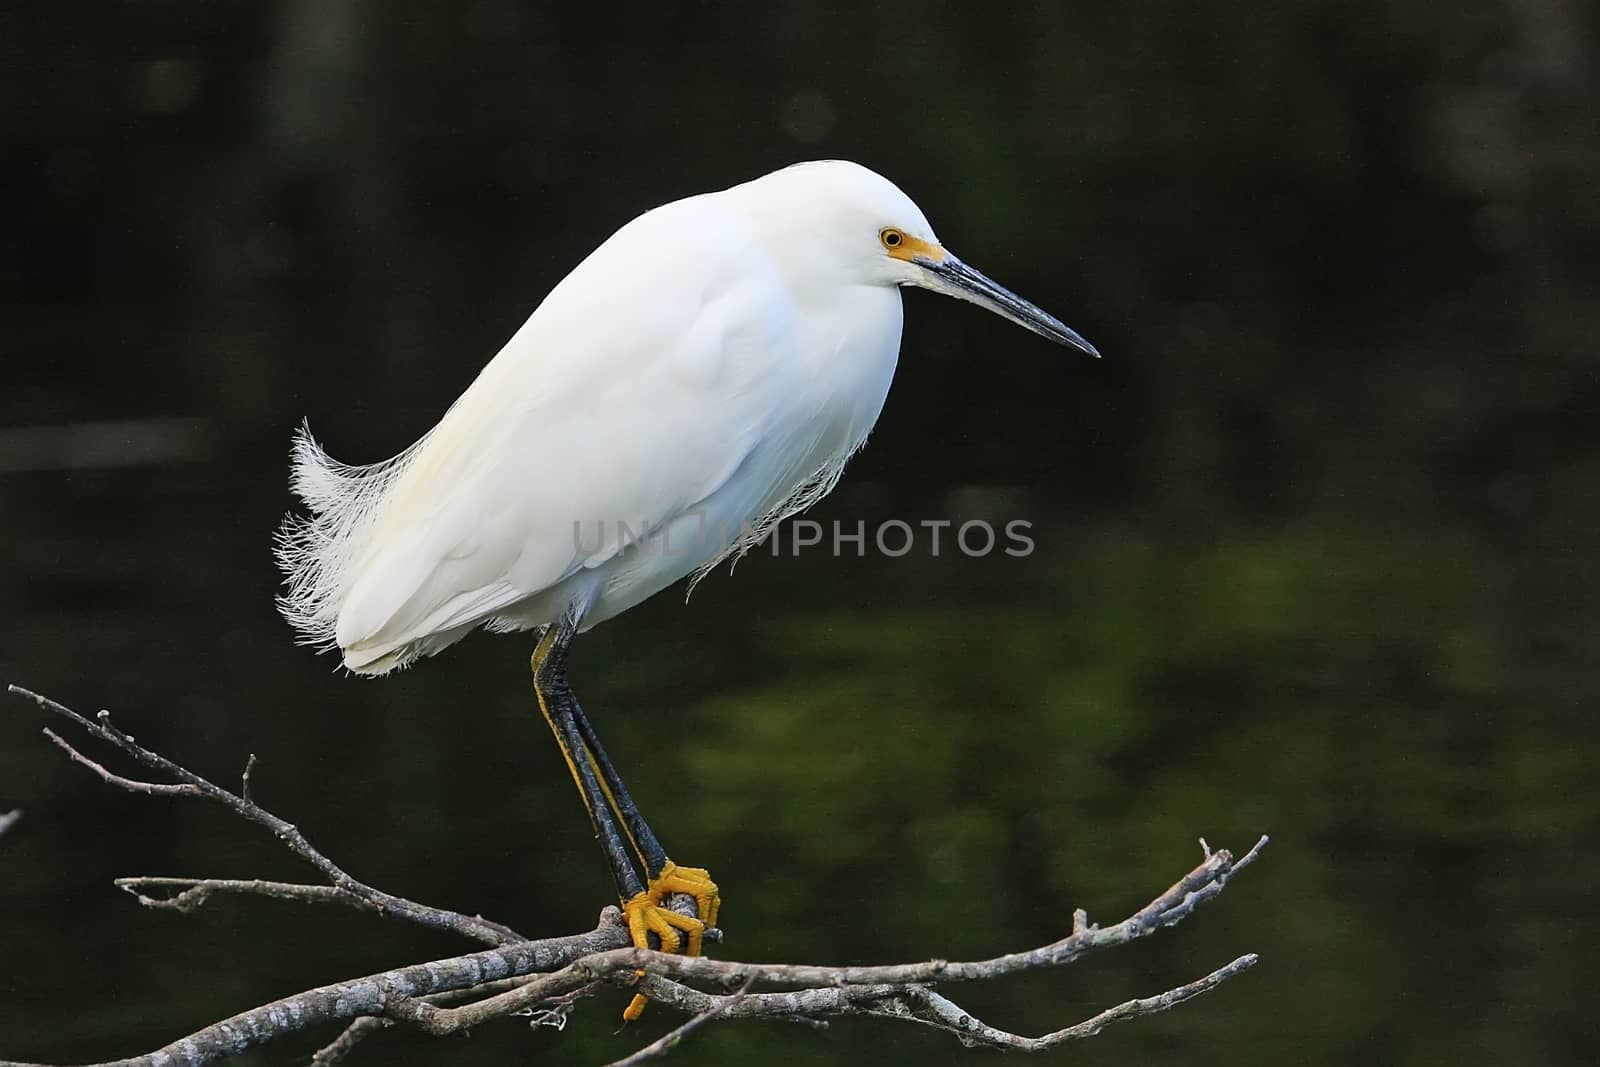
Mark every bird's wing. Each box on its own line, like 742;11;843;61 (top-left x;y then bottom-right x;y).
323;199;793;666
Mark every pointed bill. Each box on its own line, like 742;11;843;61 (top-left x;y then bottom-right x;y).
918;254;1100;358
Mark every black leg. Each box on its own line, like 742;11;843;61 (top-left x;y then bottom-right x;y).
529;618;721;1024
567;690;670;879
532;624;645;901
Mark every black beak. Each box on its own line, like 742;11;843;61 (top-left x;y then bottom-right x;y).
919;255;1101;359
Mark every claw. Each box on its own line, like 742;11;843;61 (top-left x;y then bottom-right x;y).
619;860;721;1021
655;862;721;928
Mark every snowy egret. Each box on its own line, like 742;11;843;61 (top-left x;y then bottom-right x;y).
276;160;1098;1017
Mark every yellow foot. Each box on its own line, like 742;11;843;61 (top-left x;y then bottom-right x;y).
621;860;721;1021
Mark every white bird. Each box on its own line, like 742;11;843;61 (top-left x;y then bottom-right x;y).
275;159;1098;1019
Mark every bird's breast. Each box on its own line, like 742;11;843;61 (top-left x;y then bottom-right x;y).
792;284;903;440
735;284;902;513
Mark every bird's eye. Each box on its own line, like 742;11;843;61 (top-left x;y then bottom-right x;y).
880;228;905;249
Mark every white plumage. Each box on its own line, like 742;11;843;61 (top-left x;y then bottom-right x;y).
276;160;1096;675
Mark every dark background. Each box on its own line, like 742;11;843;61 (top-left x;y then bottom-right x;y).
2;2;1597;1064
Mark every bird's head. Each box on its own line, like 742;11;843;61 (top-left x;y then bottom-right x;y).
740;160;1100;359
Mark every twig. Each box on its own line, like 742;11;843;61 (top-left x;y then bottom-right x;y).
515;978;603;1028
605;975;758;1066
307;975;572;1065
113;877;363;914
42;729;201;798
9;685;522;946
307;1017;387;1067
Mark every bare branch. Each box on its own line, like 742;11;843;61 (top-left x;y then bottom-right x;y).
0;911;636;1067
9;685;522;946
865;953;1259;1049
0;838;1263;1066
298;839;1267;1045
306;975;574;1066
305;973;590;1066
571;835;1271;993
3;684;1267;1066
623;975;833;1030
605;976;757;1067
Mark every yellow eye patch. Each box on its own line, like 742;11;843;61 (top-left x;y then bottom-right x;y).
880;228;945;263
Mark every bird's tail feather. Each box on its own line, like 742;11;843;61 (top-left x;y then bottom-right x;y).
273;421;429;661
